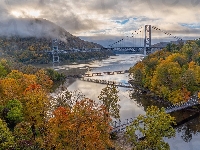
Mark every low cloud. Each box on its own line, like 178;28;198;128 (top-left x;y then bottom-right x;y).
0;0;200;46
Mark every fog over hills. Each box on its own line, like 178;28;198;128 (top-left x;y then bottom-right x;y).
0;18;103;49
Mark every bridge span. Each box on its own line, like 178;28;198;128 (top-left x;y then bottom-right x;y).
79;78;132;88
109;46;165;54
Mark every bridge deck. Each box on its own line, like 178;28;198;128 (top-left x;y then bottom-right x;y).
79;78;132;88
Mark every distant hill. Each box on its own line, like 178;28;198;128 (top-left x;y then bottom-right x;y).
0;18;103;51
152;40;187;48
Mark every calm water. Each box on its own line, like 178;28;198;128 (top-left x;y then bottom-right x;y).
56;54;200;150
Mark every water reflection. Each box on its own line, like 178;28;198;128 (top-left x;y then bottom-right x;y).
64;54;146;123
166;115;200;150
66;80;145;123
130;90;200;150
129;89;170;110
176;113;199;143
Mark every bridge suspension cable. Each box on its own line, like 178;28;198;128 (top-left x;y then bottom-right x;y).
108;26;144;48
131;26;143;47
152;26;183;41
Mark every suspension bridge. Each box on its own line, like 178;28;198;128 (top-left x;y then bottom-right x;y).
50;24;184;67
107;25;183;55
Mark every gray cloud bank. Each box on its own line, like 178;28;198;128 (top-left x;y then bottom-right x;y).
1;0;200;46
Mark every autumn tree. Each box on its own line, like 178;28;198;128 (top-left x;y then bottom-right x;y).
151;60;183;103
98;84;120;119
22;84;50;126
13;121;35;149
0;77;23;104
129;50;171;88
0;70;37;104
181;69;197;92
35;69;53;91
129;61;144;87
0;69;53;105
126;106;176;150
0;67;54;149
46;98;112;150
188;61;200;88
143;57;158;88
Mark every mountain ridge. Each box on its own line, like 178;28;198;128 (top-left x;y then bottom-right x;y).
0;18;103;50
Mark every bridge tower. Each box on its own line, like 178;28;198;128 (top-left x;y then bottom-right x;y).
144;25;151;55
52;39;60;68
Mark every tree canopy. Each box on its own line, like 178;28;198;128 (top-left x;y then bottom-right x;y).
0;61;116;149
46;99;112;149
126;106;176;150
98;84;120;119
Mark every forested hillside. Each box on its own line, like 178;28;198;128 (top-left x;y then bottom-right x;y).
129;40;200;104
0;36;112;64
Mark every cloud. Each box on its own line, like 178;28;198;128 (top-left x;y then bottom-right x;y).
0;0;200;46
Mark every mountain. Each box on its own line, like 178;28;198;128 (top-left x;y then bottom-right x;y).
0;18;103;50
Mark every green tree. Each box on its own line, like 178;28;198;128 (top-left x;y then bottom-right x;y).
0;59;11;75
0;118;14;149
98;84;120;119
181;41;200;62
166;43;178;52
126;106;176;150
2;99;24;129
0;63;7;78
46;68;65;81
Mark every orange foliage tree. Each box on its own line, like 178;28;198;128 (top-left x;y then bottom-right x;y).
45;98;112;150
0;69;52;104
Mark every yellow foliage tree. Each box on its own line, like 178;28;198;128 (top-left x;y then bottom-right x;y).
23;84;50;126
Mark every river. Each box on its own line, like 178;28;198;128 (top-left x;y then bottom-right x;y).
54;54;200;150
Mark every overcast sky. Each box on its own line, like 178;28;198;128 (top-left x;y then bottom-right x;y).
1;0;200;46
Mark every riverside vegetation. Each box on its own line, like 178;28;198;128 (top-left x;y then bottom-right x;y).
129;40;200;104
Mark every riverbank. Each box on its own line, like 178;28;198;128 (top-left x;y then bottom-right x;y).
129;80;172;106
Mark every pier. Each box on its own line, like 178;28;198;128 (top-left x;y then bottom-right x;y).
79;78;132;88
